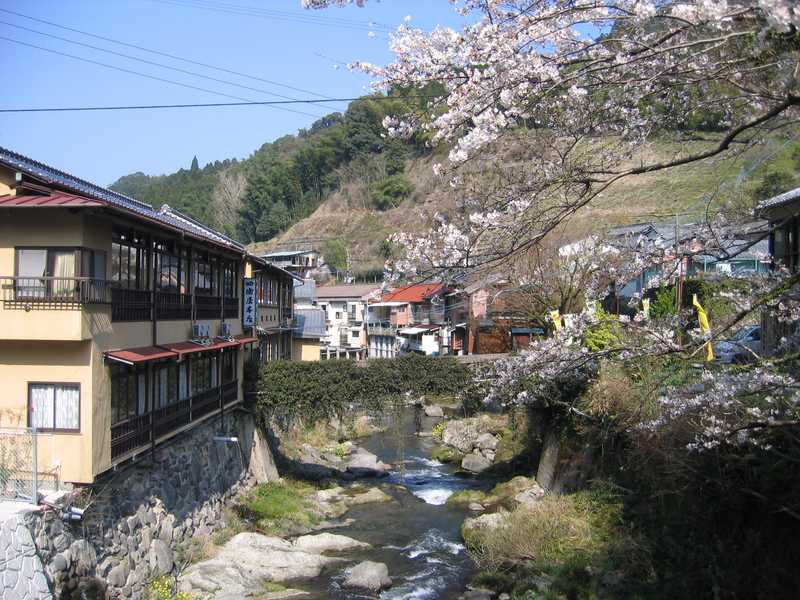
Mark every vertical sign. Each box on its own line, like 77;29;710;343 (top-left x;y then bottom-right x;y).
243;278;257;327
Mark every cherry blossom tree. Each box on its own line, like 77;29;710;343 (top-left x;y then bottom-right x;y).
307;0;800;489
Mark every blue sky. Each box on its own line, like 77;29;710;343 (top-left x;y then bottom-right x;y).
0;0;464;186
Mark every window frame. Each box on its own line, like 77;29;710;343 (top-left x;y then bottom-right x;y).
27;382;81;433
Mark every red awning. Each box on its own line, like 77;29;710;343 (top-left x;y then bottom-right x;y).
105;346;177;365
160;339;240;357
234;335;259;345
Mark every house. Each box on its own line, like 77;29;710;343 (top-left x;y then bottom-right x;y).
367;283;449;357
316;283;380;360
262;248;325;280
0;147;271;486
756;186;800;354
292;308;325;361
251;260;297;362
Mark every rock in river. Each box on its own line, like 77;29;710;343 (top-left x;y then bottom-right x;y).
424;404;444;417
344;560;392;592
179;532;348;597
347;447;391;477
293;532;370;553
461;452;492;474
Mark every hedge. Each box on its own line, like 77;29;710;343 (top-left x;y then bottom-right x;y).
255;354;471;423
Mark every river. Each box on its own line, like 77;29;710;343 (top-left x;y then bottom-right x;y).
300;409;487;599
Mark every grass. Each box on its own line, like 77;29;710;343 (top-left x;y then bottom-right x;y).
236;478;320;536
446;489;488;506
430;445;463;463
464;484;652;598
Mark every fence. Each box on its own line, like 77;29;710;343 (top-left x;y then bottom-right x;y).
0;427;38;503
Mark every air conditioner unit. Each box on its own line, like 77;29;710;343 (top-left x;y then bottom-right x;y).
219;322;232;337
192;323;210;339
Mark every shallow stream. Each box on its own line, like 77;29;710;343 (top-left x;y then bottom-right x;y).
300;409;487;599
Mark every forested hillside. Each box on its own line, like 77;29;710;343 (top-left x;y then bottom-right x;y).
111;92;800;277
110;90;437;241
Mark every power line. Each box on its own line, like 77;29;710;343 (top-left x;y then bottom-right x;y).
0;36;325;118
0;19;344;111
0;7;337;99
0;95;441;113
146;0;393;34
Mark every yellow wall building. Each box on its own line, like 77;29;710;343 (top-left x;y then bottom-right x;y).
0;147;294;486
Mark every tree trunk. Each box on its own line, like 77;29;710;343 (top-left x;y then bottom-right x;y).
537;422;561;491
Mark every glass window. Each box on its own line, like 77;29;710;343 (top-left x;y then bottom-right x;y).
111;364;141;425
222;351;236;383
28;383;80;431
153;363;178;409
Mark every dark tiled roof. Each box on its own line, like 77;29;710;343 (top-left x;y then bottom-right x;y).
756;186;800;212
0;146;244;252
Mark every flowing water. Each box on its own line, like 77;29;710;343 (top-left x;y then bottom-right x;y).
300;409;488;599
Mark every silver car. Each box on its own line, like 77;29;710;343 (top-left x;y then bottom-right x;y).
714;325;761;364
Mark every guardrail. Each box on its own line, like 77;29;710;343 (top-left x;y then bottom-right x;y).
0;276;110;306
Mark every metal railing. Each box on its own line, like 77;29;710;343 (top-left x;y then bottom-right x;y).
367;323;398;336
1;276;110;306
0;427;37;503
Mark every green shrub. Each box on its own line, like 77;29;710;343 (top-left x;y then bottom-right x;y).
432;421;445;440
236;479;319;535
370;174;413;210
582;306;619;352
649;285;677;320
257;355;470;424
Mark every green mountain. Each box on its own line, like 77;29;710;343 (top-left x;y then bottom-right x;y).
109;90;437;241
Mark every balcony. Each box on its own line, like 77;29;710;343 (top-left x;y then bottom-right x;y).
223;296;239;319
195;295;221;319
367;323;397;337
155;291;192;320
110;379;239;460
112;288;152;322
1;276;110;306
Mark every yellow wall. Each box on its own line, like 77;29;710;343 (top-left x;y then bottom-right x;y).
0;341;95;484
292;338;320;362
0;209;250;483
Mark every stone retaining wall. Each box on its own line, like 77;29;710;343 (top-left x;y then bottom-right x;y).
1;512;53;600
21;408;277;599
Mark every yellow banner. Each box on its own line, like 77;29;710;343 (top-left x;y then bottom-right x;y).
692;294;714;362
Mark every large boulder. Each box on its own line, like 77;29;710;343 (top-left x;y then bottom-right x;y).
346;448;391;477
344;561;392;592
424;405;444;417
293;533;370;553
441;415;507;454
461;452;492;474
514;483;546;507
475;433;499;451
462;511;508;541
179;533;344;597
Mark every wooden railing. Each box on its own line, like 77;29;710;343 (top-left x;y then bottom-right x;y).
195;295;221;319
111;288;152;322
155;291;192;320
1;276;110;305
110;379;239;460
223;296;239;318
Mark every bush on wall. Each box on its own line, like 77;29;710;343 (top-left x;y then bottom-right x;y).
255;354;471;423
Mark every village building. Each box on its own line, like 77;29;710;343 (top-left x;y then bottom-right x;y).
261;248;327;280
292;307;325;361
757;187;800;354
0;147;292;487
316;283;380;360
367;283;449;357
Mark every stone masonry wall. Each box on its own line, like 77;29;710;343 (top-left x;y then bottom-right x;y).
22;408;277;600
1;513;53;600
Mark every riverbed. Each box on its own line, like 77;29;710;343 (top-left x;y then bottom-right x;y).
300;410;487;599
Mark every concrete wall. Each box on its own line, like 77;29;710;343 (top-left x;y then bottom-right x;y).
292;338;320;361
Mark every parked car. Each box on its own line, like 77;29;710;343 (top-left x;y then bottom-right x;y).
714;325;761;364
